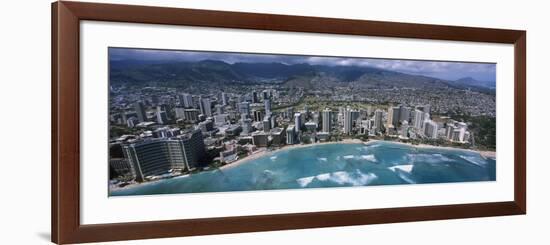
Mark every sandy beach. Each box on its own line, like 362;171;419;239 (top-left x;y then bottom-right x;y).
478;151;497;159
365;139;496;158
220;139;363;170
221;138;495;170
219;149;268;170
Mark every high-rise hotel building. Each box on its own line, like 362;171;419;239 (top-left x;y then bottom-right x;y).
343;109;359;134
423;120;439;139
123;129;206;182
286;125;296;145
199;97;212;117
294;112;303;132
322;108;331;133
374;109;384;133
238;102;251;116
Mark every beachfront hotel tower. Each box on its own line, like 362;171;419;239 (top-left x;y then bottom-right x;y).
123;138;186;182
386;106;398;128
322;108;331;133
343;108;359;134
286;125;296;144
423;120;439;139
122;129;206;182
374;109;384;133
344;109;352;134
413;109;425;129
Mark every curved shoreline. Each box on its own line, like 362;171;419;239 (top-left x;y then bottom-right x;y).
220;139;363;170
365;140;496;159
221;139;496;170
111;139;495;193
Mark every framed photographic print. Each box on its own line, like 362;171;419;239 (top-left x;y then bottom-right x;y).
52;1;526;244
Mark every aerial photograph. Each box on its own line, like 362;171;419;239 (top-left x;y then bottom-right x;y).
108;47;496;196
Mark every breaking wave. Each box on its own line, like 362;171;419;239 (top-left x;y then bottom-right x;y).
388;164;414;173
388;165;416;183
296;176;315;187
459;155;487;167
316;173;331;181
408;153;454;164
296;170;378;187
360;154;377;162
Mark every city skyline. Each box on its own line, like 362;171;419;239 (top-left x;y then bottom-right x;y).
108;47;496;196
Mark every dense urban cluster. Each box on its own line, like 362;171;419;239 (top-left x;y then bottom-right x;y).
108;84;494;187
317;86;495;117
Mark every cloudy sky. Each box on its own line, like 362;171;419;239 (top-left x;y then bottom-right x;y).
110;47;496;82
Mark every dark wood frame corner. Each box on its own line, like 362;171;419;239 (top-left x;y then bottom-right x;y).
52;1;526;244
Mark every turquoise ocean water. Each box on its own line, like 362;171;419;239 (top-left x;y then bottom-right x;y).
110;141;496;196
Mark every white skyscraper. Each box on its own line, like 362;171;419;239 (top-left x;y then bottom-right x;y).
413;109;425;129
359;119;373;135
322;108;331;133
446;123;456;139
343;109;353;134
337;107;345;127
269;113;276;128
399;106;410;123
374;109;383;132
387;106;400;128
342;108;359;134
400;120;409;138
264;98;271;114
423;120;439;139
221;92;229;106
175;106;186;120
241;118;252;135
199;97;212;117
294;112;302;132
179;93;194;108
286;125;296;144
156;106;168;125
448;122;468;142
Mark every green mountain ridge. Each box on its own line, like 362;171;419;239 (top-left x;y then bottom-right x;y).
109;59;493;94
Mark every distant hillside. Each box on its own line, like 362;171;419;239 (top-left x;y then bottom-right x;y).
109;59;492;93
455;77;496;89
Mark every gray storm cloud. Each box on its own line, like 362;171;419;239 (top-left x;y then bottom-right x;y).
109;47;496;82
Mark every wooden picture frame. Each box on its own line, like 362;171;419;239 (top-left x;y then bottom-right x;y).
51;1;526;244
